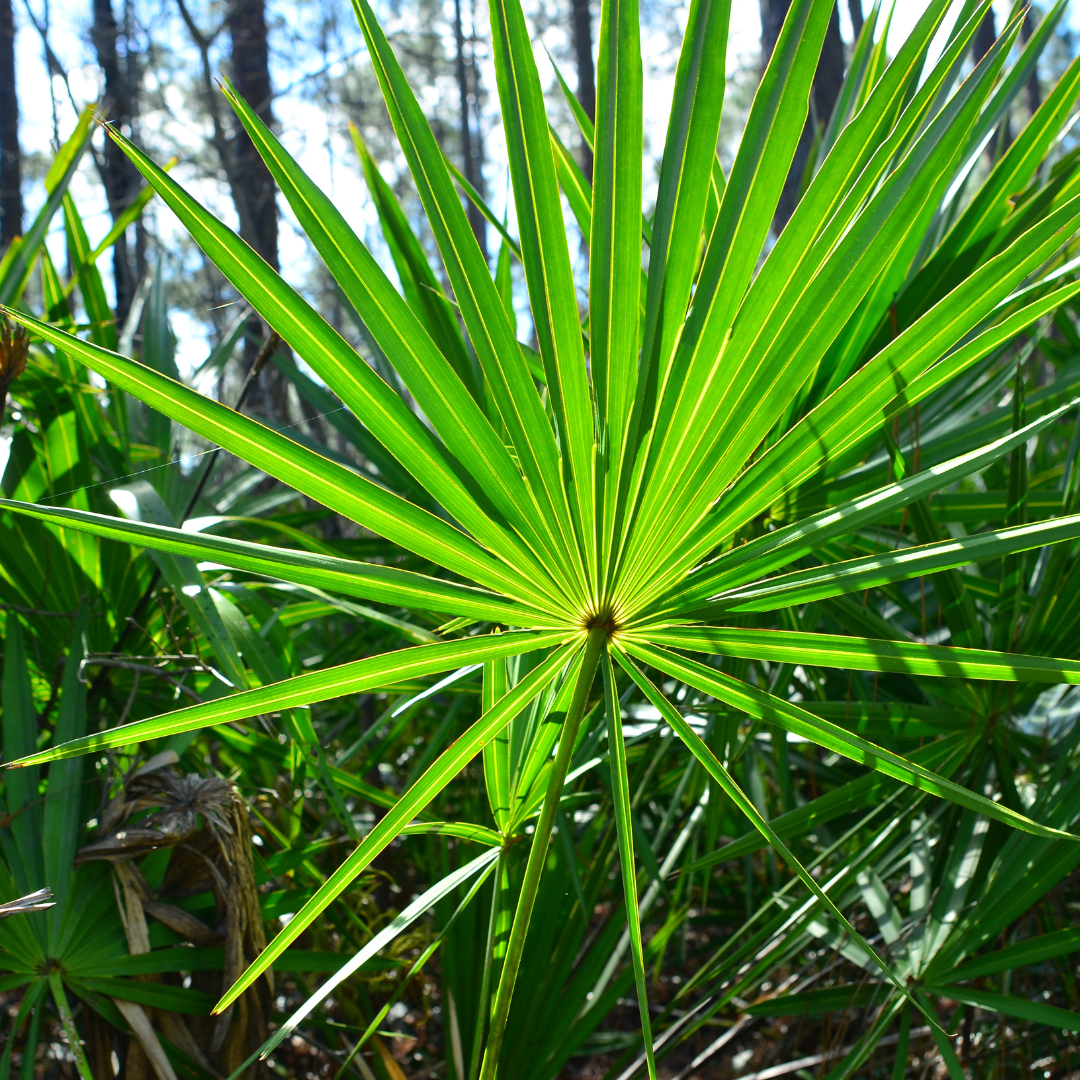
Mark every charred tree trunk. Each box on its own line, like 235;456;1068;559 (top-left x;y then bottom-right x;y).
972;7;996;61
973;9;1010;162
761;0;844;234
227;0;281;407
227;0;277;272
453;0;487;258
91;0;144;323
1021;9;1041;115
847;0;863;40
570;0;595;179
0;0;21;252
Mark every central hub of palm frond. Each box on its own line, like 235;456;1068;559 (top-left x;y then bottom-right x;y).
582;608;621;638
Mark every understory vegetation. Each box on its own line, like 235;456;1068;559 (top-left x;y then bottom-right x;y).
5;0;1080;1077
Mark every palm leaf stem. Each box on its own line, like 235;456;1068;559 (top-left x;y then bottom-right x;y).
479;626;606;1080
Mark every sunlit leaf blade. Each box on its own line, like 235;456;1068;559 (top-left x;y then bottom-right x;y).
351;125;480;391
104;119;568;595
668;397;1078;609
907;41;1080;319
7;631;572;767
348;0;583;598
0;499;540;623
0;107;93;306
649;626;1080;684
488;0;596;592
624;640;1078;841
220;81;575;600
590;0;643;590
635;0;728;410
622;18;1021;611
613;647;938;1032
707;514;1080;614
215;639;582;1013
683;232;1080;576
2;308;560;609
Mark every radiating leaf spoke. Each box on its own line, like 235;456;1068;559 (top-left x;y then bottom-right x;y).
7;630;574;767
215;638;582;1013
624;639;1078;841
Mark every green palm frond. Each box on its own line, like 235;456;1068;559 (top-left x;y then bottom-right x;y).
7;0;1080;1074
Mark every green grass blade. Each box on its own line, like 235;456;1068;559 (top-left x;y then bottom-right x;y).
648;626;1080;684
3;308;555;608
8;630;572;767
0;107;93;306
708;514;1080;615
601;653;656;1078
625;639;1078;842
927;986;1080;1033
944;926;1080;981
216;638;582;1013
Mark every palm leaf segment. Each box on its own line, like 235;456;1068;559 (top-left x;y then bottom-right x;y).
8;0;1080;1071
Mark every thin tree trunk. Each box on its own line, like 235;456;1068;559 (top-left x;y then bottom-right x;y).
570;0;595;179
972;7;996;61
91;0;143;322
847;0;862;40
227;0;281;407
1021;10;1041;115
973;9;1010;162
454;0;487;258
0;0;21;251
762;0;843;234
227;0;277;272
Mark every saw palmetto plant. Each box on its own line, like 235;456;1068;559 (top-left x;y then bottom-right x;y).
7;0;1080;1075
